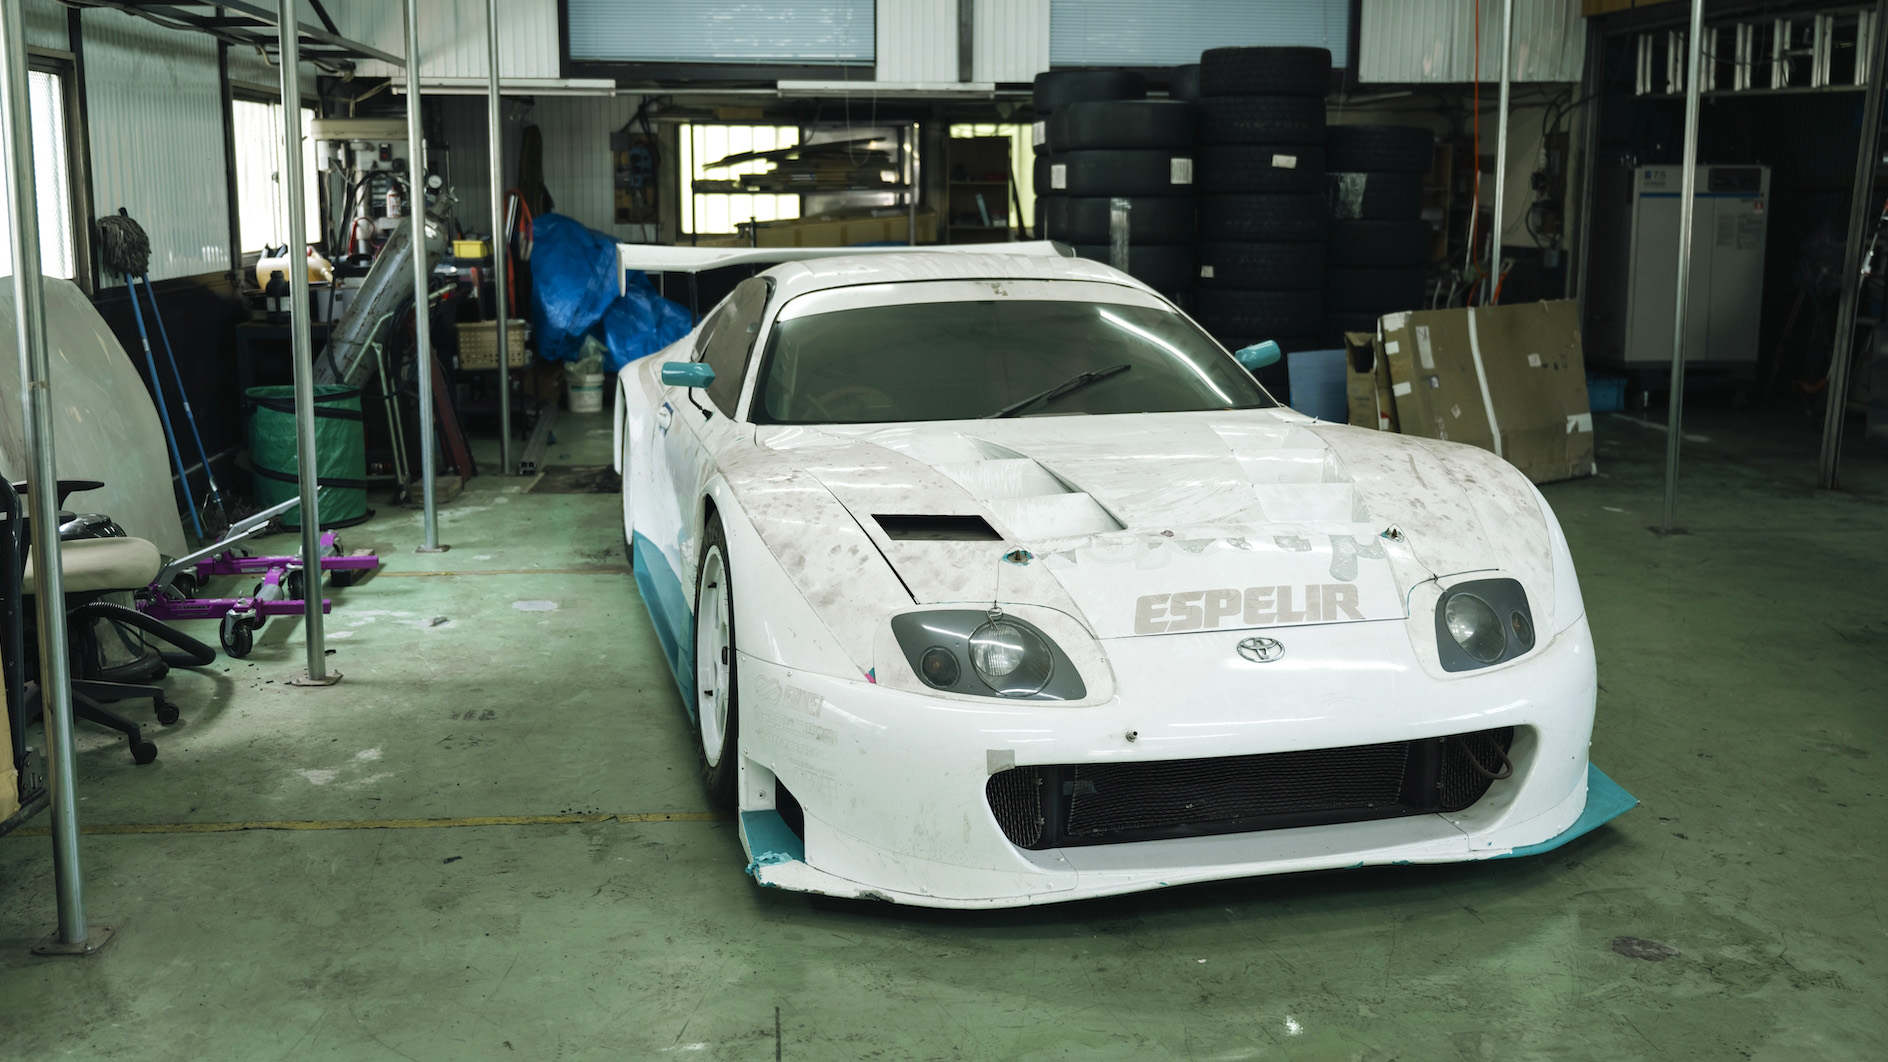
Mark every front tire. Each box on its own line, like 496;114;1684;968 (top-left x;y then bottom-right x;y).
693;515;739;808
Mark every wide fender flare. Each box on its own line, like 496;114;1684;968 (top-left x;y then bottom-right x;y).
699;476;866;682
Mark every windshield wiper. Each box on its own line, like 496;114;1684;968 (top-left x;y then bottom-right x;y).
984;363;1132;419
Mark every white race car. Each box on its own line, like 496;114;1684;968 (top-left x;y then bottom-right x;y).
614;243;1632;908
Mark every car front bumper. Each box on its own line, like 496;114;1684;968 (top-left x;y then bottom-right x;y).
736;615;1628;908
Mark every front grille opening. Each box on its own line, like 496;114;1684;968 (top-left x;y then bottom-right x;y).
986;727;1515;850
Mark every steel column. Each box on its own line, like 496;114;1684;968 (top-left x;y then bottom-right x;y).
277;0;333;682
487;0;512;473
405;0;442;549
1661;0;1707;533
1487;0;1515;306
1817;0;1888;489
1572;18;1604;313
2;0;92;951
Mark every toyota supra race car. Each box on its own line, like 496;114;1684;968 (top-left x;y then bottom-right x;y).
613;242;1633;908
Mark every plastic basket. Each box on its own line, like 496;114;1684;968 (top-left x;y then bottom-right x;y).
1586;373;1626;414
459;319;529;370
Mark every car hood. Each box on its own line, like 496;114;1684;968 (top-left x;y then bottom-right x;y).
753;409;1555;640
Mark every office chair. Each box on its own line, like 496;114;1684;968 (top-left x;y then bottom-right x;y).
4;479;215;765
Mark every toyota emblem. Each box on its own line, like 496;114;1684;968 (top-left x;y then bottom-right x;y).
1237;637;1284;663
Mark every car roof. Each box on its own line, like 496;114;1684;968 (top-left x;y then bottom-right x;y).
758;251;1144;304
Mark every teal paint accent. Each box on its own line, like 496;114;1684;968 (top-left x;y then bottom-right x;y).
1235;340;1282;371
660;362;716;388
1496;765;1637;860
741;809;807;880
632;531;696;712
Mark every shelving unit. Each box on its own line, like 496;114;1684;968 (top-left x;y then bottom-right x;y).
946;138;1014;244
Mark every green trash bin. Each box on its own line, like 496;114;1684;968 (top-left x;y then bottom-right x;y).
245;385;370;529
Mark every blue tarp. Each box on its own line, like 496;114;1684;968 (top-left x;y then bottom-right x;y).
529;212;692;372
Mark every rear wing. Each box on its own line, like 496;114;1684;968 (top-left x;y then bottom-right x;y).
616;240;1073;293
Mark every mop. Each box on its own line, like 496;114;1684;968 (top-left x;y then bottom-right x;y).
97;209;230;539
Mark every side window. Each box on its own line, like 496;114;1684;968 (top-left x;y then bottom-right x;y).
697;276;771;417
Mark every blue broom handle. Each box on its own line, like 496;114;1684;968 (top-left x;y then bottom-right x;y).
124;276;203;539
138;274;221;501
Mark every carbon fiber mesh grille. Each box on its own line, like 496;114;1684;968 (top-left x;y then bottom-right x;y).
1438;729;1514;812
1064;743;1408;840
985;727;1517;850
984;767;1044;848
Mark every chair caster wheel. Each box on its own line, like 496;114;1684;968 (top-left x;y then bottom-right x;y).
155;702;181;726
131;741;158;765
286;569;308;601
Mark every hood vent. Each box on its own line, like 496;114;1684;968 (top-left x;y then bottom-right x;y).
873;514;1003;541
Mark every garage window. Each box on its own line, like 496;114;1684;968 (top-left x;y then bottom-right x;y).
232;97;319;253
679;124;802;237
0;69;78;280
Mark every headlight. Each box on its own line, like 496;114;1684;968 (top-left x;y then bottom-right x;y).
1444;593;1505;663
890;611;1085;701
1434;578;1535;672
969;621;1053;696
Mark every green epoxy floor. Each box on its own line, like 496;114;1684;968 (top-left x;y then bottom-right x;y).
2;409;1884;1060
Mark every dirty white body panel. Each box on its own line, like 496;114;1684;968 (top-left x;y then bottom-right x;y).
615;250;1609;908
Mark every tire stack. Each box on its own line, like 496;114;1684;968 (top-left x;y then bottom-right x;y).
1322;124;1436;345
1032;72;1197;300
1032;71;1145;239
1190;46;1332;396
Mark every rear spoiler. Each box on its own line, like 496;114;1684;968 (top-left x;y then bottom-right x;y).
616;240;1073;293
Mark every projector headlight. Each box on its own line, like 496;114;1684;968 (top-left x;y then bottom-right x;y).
1435;578;1535;672
890;611;1084;700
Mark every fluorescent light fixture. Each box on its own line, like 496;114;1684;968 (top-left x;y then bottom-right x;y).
392;77;618;97
776;81;996;99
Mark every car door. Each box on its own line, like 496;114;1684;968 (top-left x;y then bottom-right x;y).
659;275;773;587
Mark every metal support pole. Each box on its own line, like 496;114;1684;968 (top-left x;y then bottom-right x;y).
487;0;512;473
1660;0;1707;533
405;0;444;551
278;0;334;683
1571;19;1604;313
3;0;107;954
1818;0;1888;489
1108;197;1131;273
1486;0;1515;306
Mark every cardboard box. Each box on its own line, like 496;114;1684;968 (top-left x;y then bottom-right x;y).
697;210;939;249
1375;301;1595;484
1344;329;1399;432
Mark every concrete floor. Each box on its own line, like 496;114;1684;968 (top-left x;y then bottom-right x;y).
2;407;1884;1060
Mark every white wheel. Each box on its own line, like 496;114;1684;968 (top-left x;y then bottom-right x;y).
693;516;738;806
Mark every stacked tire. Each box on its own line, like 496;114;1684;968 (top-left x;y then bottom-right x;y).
1323;124;1436;345
1034;71;1197;299
1191;46;1331;396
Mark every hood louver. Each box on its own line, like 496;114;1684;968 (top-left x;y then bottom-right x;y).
873;514;1003;541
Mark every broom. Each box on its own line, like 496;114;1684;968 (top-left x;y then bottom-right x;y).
97;209;230;539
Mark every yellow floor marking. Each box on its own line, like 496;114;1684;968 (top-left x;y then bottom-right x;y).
379;568;632;577
10;811;727;837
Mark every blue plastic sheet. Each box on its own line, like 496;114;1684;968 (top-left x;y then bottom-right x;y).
529;213;692;370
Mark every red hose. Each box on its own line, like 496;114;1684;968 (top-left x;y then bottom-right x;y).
502;189;536;314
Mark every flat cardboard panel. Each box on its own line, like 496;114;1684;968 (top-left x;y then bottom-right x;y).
1343;330;1398;432
1377;301;1594;484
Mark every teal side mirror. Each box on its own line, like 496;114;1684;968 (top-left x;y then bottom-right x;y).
1235;340;1282;371
660;362;716;388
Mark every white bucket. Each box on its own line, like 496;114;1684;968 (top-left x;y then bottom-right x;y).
568;372;605;413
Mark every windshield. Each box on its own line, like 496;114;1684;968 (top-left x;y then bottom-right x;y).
751;298;1275;424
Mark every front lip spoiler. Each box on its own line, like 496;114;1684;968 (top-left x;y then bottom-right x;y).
737;764;1638;907
1492;763;1636;860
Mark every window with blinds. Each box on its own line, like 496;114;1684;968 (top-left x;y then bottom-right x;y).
568;1;874;65
1049;0;1350;68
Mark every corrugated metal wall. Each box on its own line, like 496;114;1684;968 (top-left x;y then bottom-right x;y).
24;0;69;50
81;8;231;280
331;0;561;80
1359;0;1586;83
436;96;525;239
878;0;958;82
974;0;1050;83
